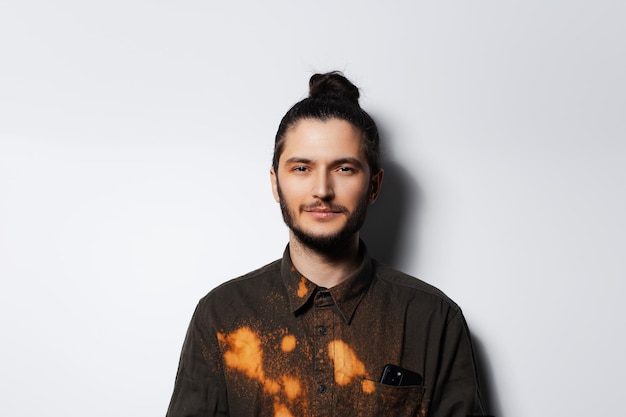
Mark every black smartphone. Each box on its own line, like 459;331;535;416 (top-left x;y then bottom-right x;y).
379;364;423;386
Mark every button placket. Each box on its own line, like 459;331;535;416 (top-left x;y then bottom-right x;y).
312;290;334;416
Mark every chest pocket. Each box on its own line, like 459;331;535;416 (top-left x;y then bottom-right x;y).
357;379;425;417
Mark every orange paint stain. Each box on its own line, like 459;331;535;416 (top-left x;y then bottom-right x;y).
219;327;282;394
264;379;281;395
297;277;308;298
327;340;368;386
361;379;376;394
281;376;302;400
273;402;294;417
220;326;306;415
220;327;265;381
281;335;296;352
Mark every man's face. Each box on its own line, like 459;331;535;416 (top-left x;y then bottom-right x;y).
270;118;383;252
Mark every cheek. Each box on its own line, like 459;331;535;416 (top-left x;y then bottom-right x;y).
277;180;307;203
341;179;371;200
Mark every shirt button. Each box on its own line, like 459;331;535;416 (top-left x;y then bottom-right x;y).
319;327;328;335
318;384;327;394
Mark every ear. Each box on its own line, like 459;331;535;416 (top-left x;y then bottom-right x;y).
270;168;280;203
368;169;384;204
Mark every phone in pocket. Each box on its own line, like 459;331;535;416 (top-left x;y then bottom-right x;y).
379;364;423;386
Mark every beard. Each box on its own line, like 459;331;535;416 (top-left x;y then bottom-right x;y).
276;181;369;254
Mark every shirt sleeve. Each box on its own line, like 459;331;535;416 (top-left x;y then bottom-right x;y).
166;302;229;417
426;309;487;417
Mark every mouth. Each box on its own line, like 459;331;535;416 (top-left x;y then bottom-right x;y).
305;211;341;220
302;205;346;219
306;208;341;213
303;204;345;213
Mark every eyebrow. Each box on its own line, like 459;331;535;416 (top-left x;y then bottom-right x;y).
284;157;364;168
284;157;313;164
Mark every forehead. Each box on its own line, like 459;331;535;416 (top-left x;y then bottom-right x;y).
280;118;365;163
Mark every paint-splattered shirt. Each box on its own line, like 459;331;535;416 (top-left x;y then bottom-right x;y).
166;245;486;417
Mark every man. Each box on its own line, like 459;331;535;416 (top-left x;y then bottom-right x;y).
166;72;486;417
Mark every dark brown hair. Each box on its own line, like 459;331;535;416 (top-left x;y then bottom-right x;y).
272;71;381;175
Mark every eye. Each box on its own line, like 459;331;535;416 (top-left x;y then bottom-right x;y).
336;166;356;174
292;166;309;172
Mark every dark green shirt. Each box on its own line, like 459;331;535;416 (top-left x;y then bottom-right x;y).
167;245;485;417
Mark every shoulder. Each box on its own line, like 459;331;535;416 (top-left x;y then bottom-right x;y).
189;258;285;327
371;260;462;317
199;258;283;303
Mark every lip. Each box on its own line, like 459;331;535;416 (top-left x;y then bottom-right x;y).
304;209;342;219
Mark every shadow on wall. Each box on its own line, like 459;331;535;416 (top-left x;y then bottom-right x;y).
361;160;500;417
361;160;420;268
473;335;502;417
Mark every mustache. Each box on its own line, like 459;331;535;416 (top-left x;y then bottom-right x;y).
301;202;348;213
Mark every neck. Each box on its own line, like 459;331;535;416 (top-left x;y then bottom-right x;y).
288;232;361;288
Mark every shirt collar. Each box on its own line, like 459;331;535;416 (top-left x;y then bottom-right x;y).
280;242;374;324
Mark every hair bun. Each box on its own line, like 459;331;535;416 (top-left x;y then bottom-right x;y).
308;71;360;105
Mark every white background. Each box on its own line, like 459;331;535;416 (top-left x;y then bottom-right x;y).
1;1;624;416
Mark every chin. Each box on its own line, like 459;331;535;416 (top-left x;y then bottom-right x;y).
291;225;357;252
300;226;344;240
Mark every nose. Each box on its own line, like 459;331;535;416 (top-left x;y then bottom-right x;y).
312;170;334;200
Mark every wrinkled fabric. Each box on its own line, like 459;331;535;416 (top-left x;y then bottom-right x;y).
166;244;486;417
